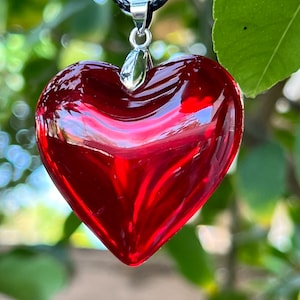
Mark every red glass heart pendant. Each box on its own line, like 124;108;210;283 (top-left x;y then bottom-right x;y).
35;55;243;266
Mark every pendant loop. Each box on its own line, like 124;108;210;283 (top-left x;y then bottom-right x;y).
129;27;152;48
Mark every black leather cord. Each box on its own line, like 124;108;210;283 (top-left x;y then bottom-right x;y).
113;0;168;13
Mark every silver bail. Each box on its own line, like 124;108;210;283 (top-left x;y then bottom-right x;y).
130;0;150;35
120;28;153;91
120;0;153;91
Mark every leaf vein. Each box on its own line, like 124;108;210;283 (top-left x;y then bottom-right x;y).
254;3;300;94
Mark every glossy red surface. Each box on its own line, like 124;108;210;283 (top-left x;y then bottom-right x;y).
35;55;243;266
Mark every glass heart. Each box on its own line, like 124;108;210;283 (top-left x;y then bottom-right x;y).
35;55;243;266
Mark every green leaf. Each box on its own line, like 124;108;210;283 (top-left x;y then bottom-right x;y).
59;0;112;42
264;272;300;300
213;0;300;97
22;58;59;107
288;199;300;224
200;176;234;224
0;247;68;300
164;225;215;291
0;0;7;33
7;0;48;29
237;226;268;265
235;142;286;222
294;120;300;184
261;254;290;276
58;212;82;245
209;290;248;300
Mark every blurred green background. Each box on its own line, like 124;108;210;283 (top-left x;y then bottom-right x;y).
1;0;300;299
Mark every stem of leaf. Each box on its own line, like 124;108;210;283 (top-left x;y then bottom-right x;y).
225;195;239;289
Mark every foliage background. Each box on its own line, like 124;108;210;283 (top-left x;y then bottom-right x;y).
1;0;300;299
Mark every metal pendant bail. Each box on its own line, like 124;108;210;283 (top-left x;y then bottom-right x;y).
130;0;152;35
120;0;154;91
